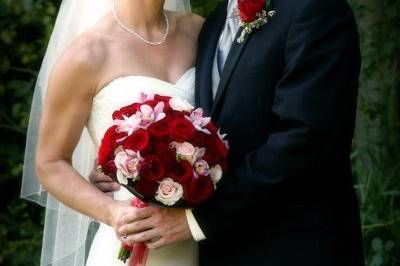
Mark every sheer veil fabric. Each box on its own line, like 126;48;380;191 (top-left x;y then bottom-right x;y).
21;1;191;265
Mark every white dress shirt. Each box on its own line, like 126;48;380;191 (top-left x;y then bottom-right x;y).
212;0;240;98
185;0;239;242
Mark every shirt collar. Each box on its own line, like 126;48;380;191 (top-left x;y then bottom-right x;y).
227;0;238;17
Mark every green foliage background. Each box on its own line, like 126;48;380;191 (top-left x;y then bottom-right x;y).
0;0;398;265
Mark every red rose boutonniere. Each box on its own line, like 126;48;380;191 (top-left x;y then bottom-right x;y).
236;0;276;43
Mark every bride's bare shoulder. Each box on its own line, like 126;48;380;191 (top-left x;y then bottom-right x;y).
51;16;116;91
62;34;106;69
50;35;104;93
58;17;114;72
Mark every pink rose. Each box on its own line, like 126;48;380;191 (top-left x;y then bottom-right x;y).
170;141;206;164
114;150;143;185
170;141;195;162
155;178;183;206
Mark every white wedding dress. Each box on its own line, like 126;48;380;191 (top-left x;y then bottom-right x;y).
85;68;199;266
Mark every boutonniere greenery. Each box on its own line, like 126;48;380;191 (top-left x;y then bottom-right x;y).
236;0;276;43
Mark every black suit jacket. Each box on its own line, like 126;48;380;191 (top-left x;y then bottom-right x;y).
193;0;364;265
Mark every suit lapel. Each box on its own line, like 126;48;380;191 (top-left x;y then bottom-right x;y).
195;2;228;116
211;29;251;116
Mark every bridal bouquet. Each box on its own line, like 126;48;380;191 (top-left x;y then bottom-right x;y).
97;91;229;265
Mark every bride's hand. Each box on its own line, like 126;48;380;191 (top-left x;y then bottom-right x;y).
110;201;153;243
109;201;137;239
117;206;191;250
89;161;120;197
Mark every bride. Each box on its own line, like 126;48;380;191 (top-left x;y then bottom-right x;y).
21;0;203;265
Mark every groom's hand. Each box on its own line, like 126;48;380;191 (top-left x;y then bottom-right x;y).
89;160;120;197
118;206;191;250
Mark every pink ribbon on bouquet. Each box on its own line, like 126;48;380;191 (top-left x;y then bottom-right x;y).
128;198;149;266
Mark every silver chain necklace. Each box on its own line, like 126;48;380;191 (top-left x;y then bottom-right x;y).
112;0;169;46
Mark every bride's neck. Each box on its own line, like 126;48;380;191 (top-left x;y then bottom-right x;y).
117;0;166;33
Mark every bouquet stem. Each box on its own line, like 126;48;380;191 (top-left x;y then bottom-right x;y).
118;243;133;263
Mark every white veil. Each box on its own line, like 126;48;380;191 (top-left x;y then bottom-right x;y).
21;1;191;265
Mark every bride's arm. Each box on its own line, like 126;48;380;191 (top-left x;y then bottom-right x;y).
35;38;129;227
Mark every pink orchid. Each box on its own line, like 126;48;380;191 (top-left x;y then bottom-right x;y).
113;102;166;140
194;159;210;177
185;108;211;134
137;102;166;129
114;115;141;138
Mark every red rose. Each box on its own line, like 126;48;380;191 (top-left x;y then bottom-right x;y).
154;95;172;111
148;116;171;139
212;135;228;158
238;0;265;23
123;129;151;152
169;117;196;142
154;140;173;155
159;146;177;166
98;126;119;165
112;103;140;120
207;134;228;156
134;179;158;198
140;155;165;182
203;150;219;167
141;100;158;108
170;160;193;184
167;110;183;120
183;176;215;206
205;121;217;134
202;135;228;166
101;160;117;178
154;94;171;103
190;131;208;147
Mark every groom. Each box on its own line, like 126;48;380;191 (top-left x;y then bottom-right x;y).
91;0;365;265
